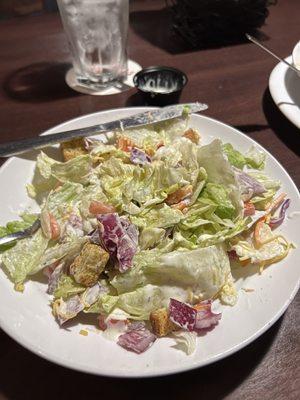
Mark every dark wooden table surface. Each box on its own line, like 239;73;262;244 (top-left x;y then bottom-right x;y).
0;0;299;399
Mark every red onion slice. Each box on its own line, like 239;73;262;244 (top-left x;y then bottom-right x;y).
98;213;138;272
118;324;156;354
269;199;291;229
130;148;151;165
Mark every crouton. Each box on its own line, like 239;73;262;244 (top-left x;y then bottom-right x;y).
60;138;88;162
69;243;109;287
150;308;178;337
183;128;200;144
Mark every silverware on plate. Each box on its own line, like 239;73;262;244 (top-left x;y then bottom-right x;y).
0;102;208;158
0;102;208;244
0;219;41;246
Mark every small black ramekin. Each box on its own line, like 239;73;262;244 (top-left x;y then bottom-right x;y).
133;66;188;106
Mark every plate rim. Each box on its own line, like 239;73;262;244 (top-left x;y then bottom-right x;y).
269;55;300;129
0;107;299;378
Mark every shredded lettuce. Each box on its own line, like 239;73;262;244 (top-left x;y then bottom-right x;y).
45;182;83;220
116;285;164;320
119;116;189;154
223;143;246;169
223;143;266;170
198;139;243;217
139;227;166;250
145;245;234;301
54;274;85;299
178;194;249;248
1;229;48;285
219;277;238;306
244;146;266;170
41;236;87;268
130;203;182;229
200;183;236;219
96;284;167;320
248;171;281;209
27;152;91;199
38;152;92;184
90;142;129;162
0;213;38;252
110;244;236;307
97;154;200;212
171;331;197;355
110;249;160;295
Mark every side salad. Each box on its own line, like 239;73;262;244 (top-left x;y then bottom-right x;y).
0;114;292;355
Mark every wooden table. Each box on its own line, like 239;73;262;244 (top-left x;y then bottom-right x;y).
0;1;299;399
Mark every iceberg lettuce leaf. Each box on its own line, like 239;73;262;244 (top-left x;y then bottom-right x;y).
171;331;197;355
119;116;189;154
1;229;49;284
130;203;182;229
100;285;165;320
44;182;83;221
90;142;129;162
248;171;281;209
223;143;246;169
26;152;58;200
223;143;266;170
117;284;164;319
194;217;249;247
54;274;85;299
0;213;38;252
200;183;236;219
28;152;92;201
41;236;87;268
110;249;160;294
139;227;166;250
112;244;236;305
51;154;92;184
145;244;234;301
87;293;119;314
198;139;243;217
244;146;266;170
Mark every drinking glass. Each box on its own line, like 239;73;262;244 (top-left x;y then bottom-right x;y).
57;0;129;87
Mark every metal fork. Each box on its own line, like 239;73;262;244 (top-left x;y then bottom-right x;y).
246;34;299;74
0;219;41;246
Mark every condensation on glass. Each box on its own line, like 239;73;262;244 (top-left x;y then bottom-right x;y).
57;0;129;86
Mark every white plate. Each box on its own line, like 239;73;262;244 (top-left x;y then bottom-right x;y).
269;55;300;128
0;108;299;378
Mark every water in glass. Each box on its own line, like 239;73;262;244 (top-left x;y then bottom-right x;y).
57;0;129;87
